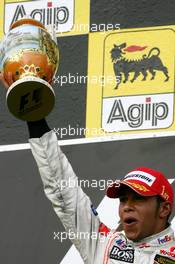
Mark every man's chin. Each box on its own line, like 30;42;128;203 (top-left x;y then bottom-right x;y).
124;230;141;242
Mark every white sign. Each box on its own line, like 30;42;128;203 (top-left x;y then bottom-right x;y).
5;0;74;33
102;94;174;132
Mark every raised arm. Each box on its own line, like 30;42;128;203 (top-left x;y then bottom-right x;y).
27;120;106;263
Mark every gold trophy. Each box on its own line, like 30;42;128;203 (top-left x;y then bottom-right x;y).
0;17;59;121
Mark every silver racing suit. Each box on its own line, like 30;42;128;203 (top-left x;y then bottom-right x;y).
29;130;175;264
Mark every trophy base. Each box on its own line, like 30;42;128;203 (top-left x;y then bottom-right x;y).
6;77;55;121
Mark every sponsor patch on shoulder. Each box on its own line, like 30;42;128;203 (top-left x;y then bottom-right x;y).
154;254;175;264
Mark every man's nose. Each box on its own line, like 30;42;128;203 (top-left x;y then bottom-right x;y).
123;199;135;212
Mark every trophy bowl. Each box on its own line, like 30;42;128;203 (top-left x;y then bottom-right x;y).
0;17;59;121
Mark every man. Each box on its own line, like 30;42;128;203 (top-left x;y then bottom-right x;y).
0;73;175;263
27;120;175;264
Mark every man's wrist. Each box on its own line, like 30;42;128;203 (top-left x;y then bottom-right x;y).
27;118;51;138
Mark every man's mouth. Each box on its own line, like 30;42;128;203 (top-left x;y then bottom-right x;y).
123;217;138;226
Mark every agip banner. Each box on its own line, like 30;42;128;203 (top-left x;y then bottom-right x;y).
0;0;90;39
86;26;175;139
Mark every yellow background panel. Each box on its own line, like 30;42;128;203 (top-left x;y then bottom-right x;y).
86;26;175;137
59;0;90;37
6;0;29;2
0;0;5;39
103;29;174;97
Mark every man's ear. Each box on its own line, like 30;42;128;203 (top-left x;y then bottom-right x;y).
159;201;172;219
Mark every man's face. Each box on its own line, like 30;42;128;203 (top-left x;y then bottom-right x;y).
118;186;163;241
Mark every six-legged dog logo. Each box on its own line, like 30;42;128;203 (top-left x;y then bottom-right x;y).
110;43;169;89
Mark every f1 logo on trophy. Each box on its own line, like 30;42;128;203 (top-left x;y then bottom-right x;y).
0;17;59;121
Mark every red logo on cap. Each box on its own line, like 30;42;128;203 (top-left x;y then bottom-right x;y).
161;185;169;201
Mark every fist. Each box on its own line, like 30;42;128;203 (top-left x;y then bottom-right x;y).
0;71;13;89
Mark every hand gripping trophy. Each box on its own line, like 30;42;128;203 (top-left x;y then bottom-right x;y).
0;17;59;121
